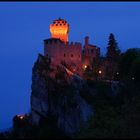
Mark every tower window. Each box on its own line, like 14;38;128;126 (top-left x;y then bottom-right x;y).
56;24;58;26
71;54;73;57
64;53;66;57
60;24;62;26
79;55;80;58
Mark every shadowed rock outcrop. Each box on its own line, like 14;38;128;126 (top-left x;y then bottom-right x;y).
30;54;94;136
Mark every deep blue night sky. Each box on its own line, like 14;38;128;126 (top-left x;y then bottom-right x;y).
0;2;140;130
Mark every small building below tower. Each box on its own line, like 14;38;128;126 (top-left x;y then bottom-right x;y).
83;36;100;69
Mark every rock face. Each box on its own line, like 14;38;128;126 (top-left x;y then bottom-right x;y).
30;54;94;136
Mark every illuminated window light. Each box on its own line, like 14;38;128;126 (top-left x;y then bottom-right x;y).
17;115;24;120
99;70;102;74
20;116;24;120
84;65;87;69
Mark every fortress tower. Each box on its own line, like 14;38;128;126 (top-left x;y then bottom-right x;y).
50;18;69;44
44;18;100;77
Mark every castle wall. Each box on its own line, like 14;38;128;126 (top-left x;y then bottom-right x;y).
44;36;100;77
44;40;82;69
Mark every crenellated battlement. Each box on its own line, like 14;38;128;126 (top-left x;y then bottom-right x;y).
66;42;82;48
50;18;69;43
50;19;69;31
44;38;82;49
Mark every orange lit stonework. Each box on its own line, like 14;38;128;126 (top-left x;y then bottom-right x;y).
44;18;100;77
50;18;69;43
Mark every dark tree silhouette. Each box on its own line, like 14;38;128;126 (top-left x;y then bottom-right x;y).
105;33;121;80
119;48;140;82
106;33;120;61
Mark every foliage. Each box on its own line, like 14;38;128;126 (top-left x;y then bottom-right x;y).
105;33;121;80
83;58;101;80
76;80;140;138
119;48;140;81
91;58;100;80
36;117;67;139
130;57;140;82
106;33;121;61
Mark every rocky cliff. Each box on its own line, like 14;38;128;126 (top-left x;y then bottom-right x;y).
30;54;94;136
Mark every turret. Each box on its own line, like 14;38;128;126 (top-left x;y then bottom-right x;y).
50;18;69;44
85;36;89;46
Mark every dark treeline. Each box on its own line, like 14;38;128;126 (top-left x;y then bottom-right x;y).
77;33;140;138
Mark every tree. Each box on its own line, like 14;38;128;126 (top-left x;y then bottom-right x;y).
105;33;121;80
106;33;121;61
119;48;140;82
91;57;100;81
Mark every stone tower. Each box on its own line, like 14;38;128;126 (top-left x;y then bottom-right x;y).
50;18;69;44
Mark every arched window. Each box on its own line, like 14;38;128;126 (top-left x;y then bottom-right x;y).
64;53;66;57
71;54;73;57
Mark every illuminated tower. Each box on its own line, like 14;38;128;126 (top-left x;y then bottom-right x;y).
50;18;69;43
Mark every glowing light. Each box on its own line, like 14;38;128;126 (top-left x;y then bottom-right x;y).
17;115;24;120
132;77;135;80
116;72;119;75
84;65;87;69
20;116;24;120
73;68;76;72
99;70;102;74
